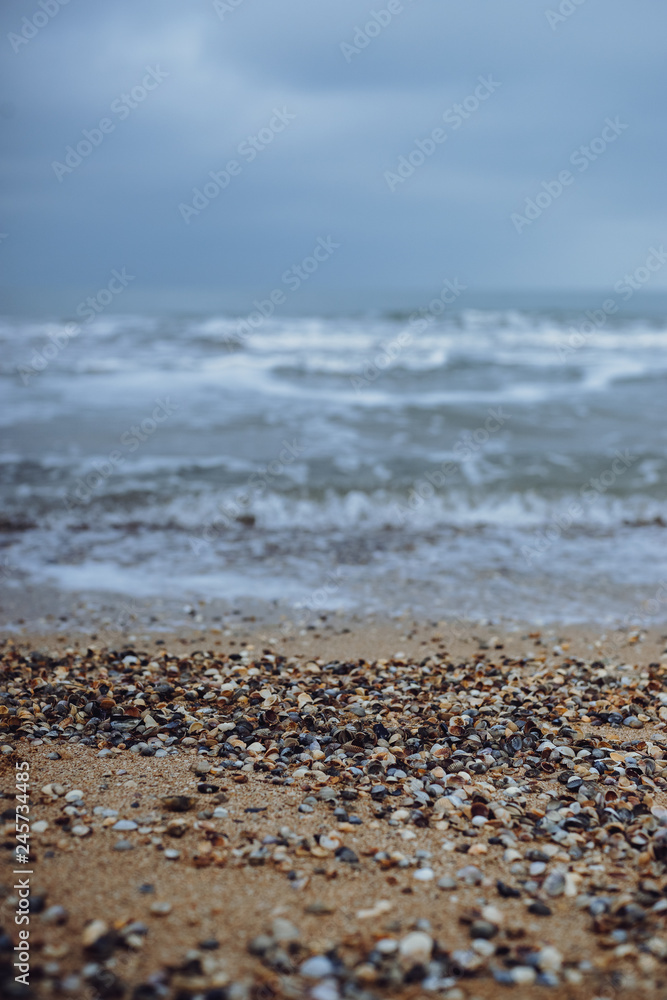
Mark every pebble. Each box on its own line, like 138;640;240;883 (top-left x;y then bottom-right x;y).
150;901;172;916
537;946;563;972
82;920;107;947
511;966;537;985
5;634;667;997
311;981;340;1000
334;846;358;864
456;865;483;885
113;840;135;852
413;867;435;881
160;795;193;812
42;905;68;925
543;871;566;897
398;931;433;967
112;819;138;832
271;918;300;943
300;956;335;979
469;920;498;940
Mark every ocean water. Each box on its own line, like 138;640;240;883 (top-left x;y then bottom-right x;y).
1;303;666;626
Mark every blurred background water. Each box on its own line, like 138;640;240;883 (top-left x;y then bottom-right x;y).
2;299;666;626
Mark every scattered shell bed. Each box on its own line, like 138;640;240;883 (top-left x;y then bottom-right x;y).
2;637;667;998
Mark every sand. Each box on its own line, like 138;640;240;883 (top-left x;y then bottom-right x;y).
2;618;667;999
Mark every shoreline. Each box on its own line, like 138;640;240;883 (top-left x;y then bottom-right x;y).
2;622;667;998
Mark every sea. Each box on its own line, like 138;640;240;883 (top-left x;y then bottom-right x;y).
2;296;667;629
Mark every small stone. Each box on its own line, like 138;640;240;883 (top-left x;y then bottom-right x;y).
112;819;138;832
191;760;211;774
160;796;193;812
398;931;433;967
271;918;300;943
470;920;498;940
528;901;552;916
437;876;457;890
305;901;334;915
113;840;135;852
149;901;172;916
300;955;335;979
529;861;546;876
299;803;314;814
497;880;521;898
414;868;435;881
82;920;107;947
472;938;496;957
42;905;68;925
456;865;483;886
543;872;565;897
164;848;180;860
646;936;667;959
334;846;358;864
511;966;537;985
623;716;643;728
589;898;609;916
65;789;85;802
311;981;340;1000
537;945;563;972
71;825;92;837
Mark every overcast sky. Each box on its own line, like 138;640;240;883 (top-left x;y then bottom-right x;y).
1;0;666;314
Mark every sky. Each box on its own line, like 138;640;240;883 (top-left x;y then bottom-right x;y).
1;0;666;315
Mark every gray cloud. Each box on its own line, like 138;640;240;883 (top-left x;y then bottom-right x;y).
1;0;666;313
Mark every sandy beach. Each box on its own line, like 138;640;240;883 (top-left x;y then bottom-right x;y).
4;3;667;999
2;619;667;999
